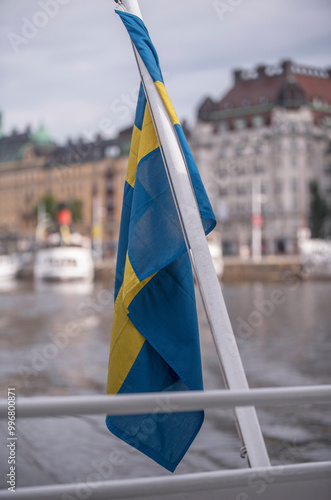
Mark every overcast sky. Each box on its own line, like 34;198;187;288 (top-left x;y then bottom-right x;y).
1;0;330;143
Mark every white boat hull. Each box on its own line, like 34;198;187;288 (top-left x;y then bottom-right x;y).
0;255;19;280
34;246;94;282
299;239;331;276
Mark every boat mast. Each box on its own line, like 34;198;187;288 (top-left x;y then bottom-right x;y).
117;0;270;468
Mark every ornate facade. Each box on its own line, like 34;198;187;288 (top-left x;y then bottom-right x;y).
193;60;331;255
0;120;130;255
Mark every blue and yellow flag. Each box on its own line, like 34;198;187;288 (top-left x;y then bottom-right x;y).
106;10;216;472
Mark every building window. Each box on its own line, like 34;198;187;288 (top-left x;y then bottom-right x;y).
236;165;246;176
305;123;313;134
313;97;323;108
290;138;297;150
255;142;264;154
241;99;251;107
234;118;247;130
291;178;298;192
254;164;264;173
105;145;120;158
224;101;234;110
289;122;298;133
252;115;265;128
324;163;331;175
218;121;229;132
275;179;282;193
259;95;269;105
93;148;101;159
218;168;230;181
107;198;114;209
291;156;297;167
293;197;299;210
236;184;247;195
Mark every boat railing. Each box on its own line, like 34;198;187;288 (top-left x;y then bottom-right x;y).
0;385;330;500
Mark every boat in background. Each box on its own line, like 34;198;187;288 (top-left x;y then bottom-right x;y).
0;254;20;280
207;233;224;278
34;205;94;282
208;239;224;278
34;232;94;282
298;228;331;278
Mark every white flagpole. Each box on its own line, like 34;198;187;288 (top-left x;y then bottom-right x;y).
117;0;270;469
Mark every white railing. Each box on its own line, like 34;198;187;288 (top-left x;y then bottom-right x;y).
0;385;330;419
0;386;330;499
0;463;330;500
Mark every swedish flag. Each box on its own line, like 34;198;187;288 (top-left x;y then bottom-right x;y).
106;10;216;472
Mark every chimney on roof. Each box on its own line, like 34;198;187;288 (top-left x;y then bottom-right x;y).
233;69;241;84
327;68;331;79
256;65;266;79
282;59;292;75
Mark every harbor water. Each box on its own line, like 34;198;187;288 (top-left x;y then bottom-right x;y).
0;279;330;490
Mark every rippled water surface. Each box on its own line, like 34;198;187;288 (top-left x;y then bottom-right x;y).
0;279;330;488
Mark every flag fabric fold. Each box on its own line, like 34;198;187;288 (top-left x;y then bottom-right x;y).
106;9;216;472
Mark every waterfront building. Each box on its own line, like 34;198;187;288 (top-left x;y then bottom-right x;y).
2;59;331;258
0;114;129;255
192;60;331;255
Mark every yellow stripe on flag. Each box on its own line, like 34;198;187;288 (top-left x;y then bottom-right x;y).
126;125;141;188
107;291;145;394
154;81;180;126
107;254;155;395
137;104;159;164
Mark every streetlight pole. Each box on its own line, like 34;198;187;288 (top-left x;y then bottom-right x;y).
252;178;262;262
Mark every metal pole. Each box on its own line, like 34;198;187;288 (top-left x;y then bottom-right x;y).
117;0;270;468
1;385;330;419
0;462;330;500
252;178;262;262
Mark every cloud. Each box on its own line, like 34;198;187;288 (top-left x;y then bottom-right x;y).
0;0;330;142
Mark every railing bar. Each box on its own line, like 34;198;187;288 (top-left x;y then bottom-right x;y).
0;386;330;419
0;462;330;499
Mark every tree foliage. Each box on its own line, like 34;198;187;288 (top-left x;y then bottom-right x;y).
34;195;83;224
68;199;83;223
35;193;58;222
308;180;329;239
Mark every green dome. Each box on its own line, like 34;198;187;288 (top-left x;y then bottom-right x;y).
30;124;53;145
